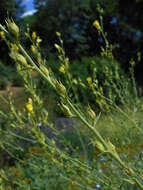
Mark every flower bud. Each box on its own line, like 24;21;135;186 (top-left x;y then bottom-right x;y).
32;32;36;40
56;32;61;37
86;77;92;85
40;65;49;76
54;43;62;53
0;31;5;41
54;43;60;49
93;20;101;35
94;141;105;152
59;103;73;117
86;104;96;120
11;43;19;52
6;18;19;38
26;98;34;114
10;51;27;66
107;139;116;152
54;80;66;98
36;36;42;46
59;65;65;73
15;54;27;66
31;45;38;55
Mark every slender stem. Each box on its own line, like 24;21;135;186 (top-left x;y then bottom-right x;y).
18;45;55;89
98;92;143;136
0;24;8;34
73;124;88;162
109;152;143;189
65;98;108;149
1;23;143;189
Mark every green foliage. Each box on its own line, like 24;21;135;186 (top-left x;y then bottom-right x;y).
30;0;143;85
37;54;133;113
70;56;130;105
1;14;143;190
1;0;143;83
0;0;18;24
33;0;92;59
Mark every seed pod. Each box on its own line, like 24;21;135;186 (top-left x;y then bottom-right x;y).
31;45;37;55
59;102;73;117
56;32;61;37
86;104;96;120
6;18;19;38
94;140;105;152
17;54;27;66
9;51;27;67
107;139;116;152
40;65;49;76
54;80;66;98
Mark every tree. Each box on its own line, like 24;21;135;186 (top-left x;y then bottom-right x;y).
33;0;93;59
32;0;143;84
0;0;24;24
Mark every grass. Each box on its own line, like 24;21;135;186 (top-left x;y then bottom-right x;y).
1;85;142;162
96;108;143;155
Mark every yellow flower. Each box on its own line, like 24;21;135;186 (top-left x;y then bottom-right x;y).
26;104;33;113
32;32;36;40
86;77;92;85
93;20;101;35
26;98;33;114
37;36;42;44
12;43;19;52
31;45;37;54
93;20;101;30
0;31;5;41
59;65;65;73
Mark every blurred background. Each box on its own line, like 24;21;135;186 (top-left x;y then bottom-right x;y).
1;0;143;87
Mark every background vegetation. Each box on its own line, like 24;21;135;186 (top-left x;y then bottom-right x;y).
1;0;143;84
0;0;143;190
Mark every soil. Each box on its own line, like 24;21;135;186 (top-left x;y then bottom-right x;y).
0;87;25;97
0;87;26;110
